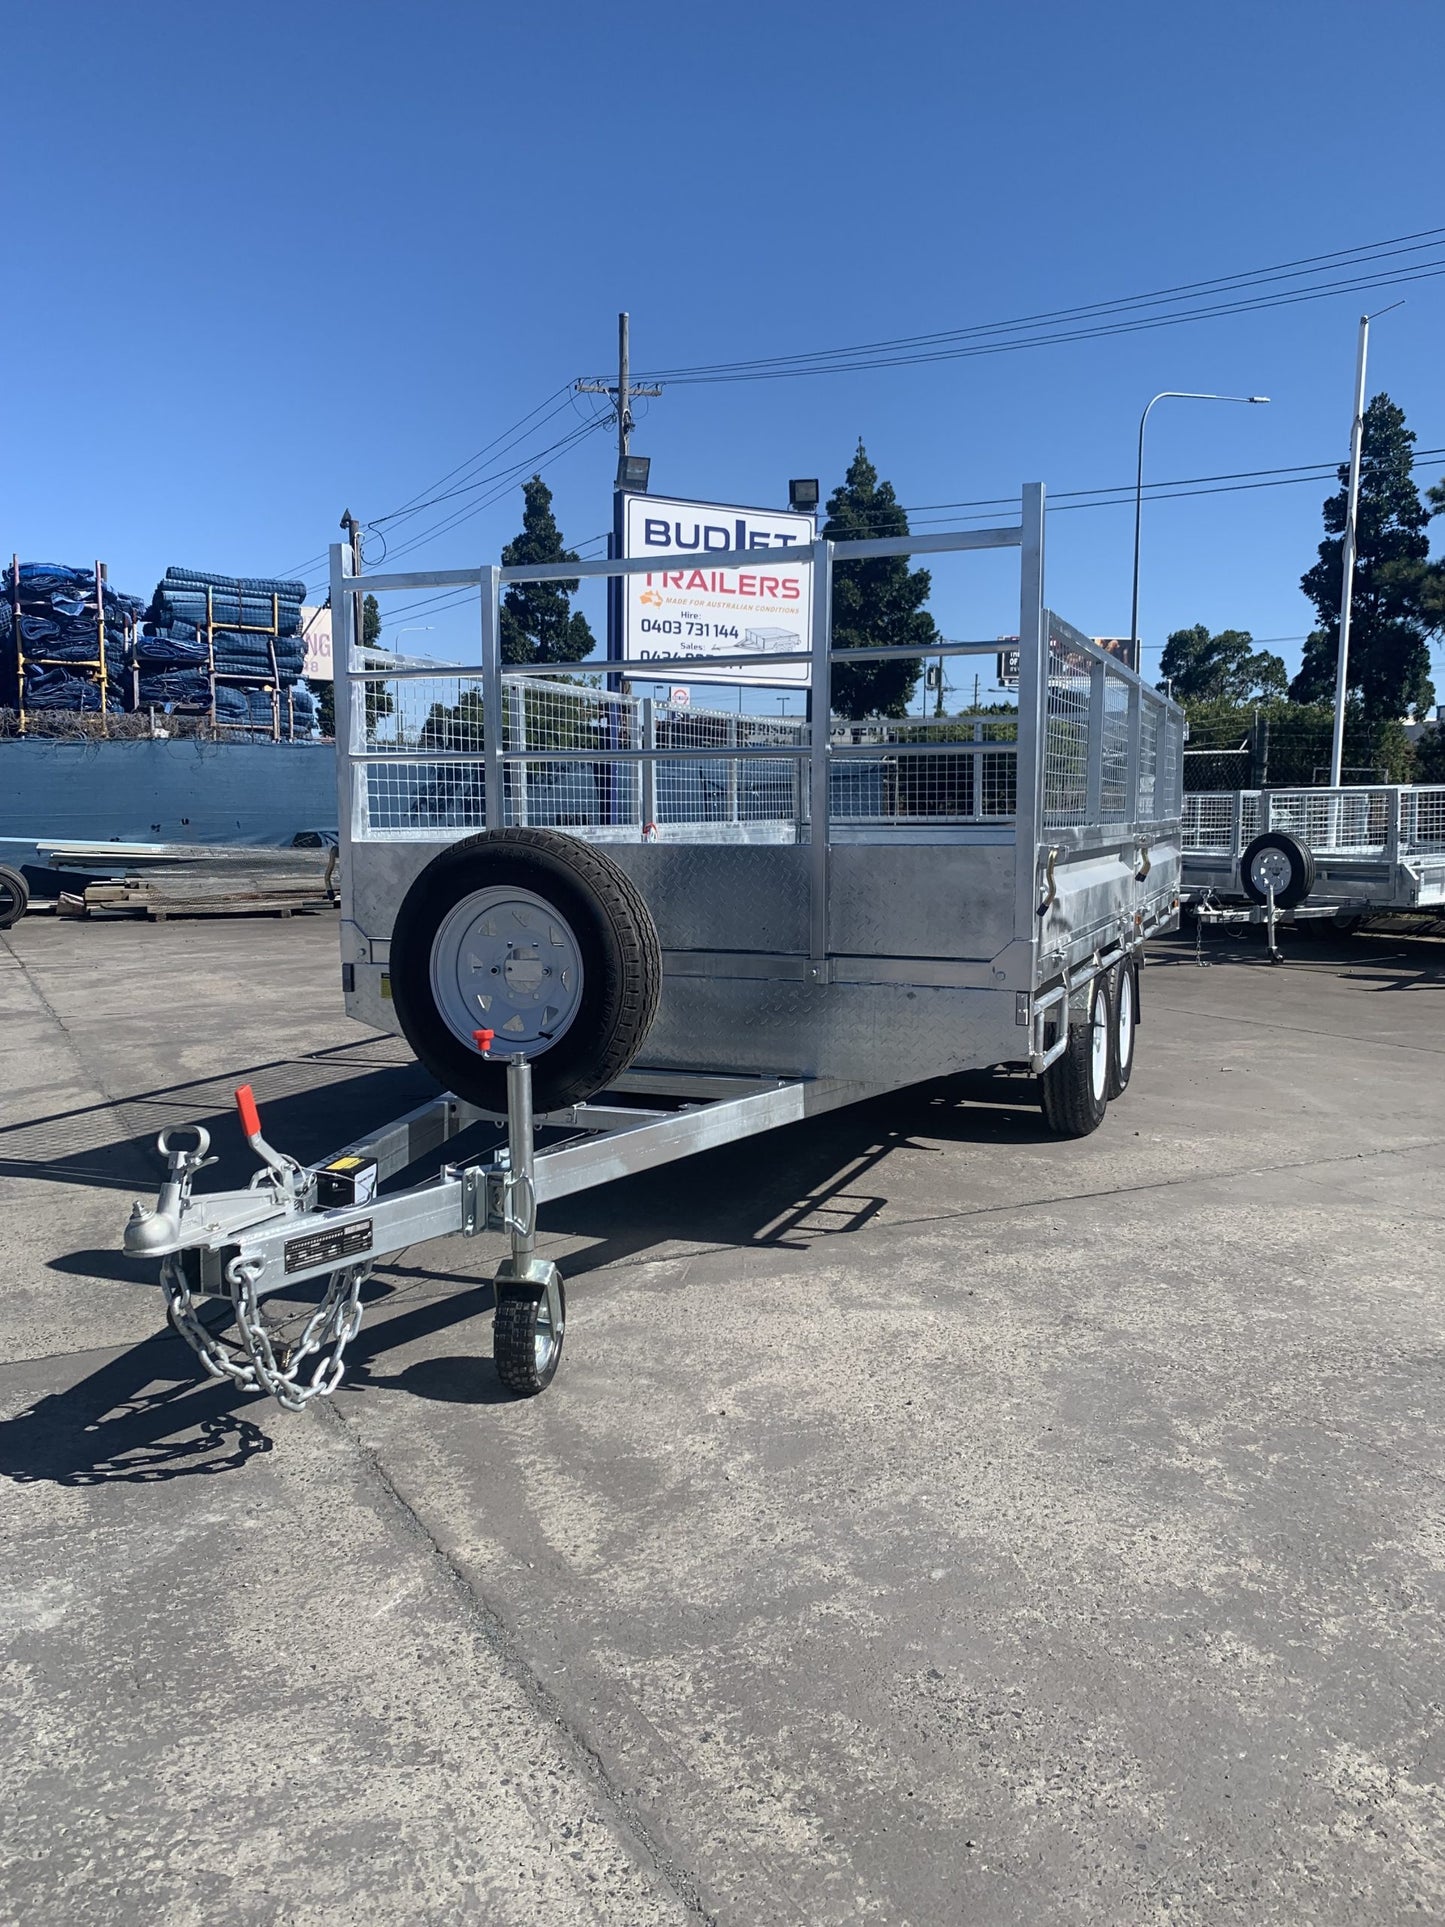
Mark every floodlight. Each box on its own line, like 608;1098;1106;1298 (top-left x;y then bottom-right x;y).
788;478;820;514
616;454;651;492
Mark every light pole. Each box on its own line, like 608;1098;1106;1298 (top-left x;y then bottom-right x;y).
1328;301;1402;786
1130;391;1269;665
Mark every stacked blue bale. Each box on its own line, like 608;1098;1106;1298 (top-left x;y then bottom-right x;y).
2;563;141;712
139;566;314;729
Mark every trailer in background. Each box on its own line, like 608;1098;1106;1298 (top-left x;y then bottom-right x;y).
1181;785;1445;956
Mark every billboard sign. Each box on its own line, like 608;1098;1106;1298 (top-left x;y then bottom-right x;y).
622;493;814;688
995;633;1141;688
300;605;333;681
1090;635;1140;673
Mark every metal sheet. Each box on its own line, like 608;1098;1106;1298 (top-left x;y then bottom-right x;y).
604;844;810;953
828;842;1015;961
637;975;1020;1082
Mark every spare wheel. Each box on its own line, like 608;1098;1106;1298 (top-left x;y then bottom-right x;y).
389;828;661;1113
1240;831;1315;909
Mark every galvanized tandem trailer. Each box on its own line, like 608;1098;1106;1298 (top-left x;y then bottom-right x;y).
124;488;1185;1406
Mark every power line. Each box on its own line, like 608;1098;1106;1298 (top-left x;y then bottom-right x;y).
633;230;1445;386
368;390;587;529
380;411;614;563
818;445;1445;530
644;226;1445;376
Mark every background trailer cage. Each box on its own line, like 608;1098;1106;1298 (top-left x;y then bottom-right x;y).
122;487;1186;1406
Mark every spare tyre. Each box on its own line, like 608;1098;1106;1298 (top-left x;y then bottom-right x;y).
0;864;29;931
389;828;661;1113
1240;831;1315;909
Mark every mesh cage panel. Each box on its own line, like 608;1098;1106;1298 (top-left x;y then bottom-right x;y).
1138;703;1159;821
348;640;1184;842
1181;793;1236;850
1406;787;1445;851
1043;635;1091;827
1099;671;1131;819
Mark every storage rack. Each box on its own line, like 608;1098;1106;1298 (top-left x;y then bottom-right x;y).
201;584;288;741
10;554;135;735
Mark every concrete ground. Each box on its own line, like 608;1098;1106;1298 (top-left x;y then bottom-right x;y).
1;908;1442;1925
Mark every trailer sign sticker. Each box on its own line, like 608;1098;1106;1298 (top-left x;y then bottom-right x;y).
623;493;814;688
284;1218;374;1274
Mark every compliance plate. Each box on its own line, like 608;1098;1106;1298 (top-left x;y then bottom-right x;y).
284;1219;374;1275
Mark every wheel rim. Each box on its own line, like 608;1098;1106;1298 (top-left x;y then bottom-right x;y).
429;886;584;1057
1116;967;1135;1071
1249;847;1293;895
534;1294;560;1375
1089;982;1109;1102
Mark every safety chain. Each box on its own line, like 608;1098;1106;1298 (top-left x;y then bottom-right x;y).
161;1252;371;1412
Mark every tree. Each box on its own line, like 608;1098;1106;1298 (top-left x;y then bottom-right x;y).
823;442;938;718
1424;475;1445;641
500;476;595;665
1157;624;1288;705
1416;721;1445;782
1290;394;1435;719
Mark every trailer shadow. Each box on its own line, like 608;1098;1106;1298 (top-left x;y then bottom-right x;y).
0;1326;278;1487
9;1054;438;1198
0;1268;511;1485
1157;924;1445;982
533;1067;1055;1258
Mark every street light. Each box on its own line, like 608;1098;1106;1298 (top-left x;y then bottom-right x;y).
1130;392;1269;662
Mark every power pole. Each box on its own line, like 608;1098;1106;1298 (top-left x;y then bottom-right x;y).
576;312;662;469
1329;316;1370;788
339;508;363;650
340;509;364;736
578;314;664;687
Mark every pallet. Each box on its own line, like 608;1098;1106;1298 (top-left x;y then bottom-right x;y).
58;856;337;922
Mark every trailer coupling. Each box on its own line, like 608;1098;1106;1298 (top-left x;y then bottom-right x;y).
121;1060;846;1409
124;1077;530;1411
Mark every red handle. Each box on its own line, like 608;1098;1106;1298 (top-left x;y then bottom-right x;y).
472;1028;495;1054
235;1084;262;1140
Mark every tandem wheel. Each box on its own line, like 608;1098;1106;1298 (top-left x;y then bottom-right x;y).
1039;973;1111;1137
493;1266;567;1396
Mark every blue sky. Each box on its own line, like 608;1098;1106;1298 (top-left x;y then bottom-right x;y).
4;0;1442;703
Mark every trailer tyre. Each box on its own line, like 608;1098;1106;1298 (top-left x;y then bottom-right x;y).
1107;956;1138;1099
1241;832;1315;909
390;828;661;1113
494;1278;566;1396
1039;974;1110;1137
0;865;29;931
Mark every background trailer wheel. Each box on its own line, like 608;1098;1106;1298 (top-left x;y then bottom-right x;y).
0;864;29;931
1241;831;1315;910
1040;973;1110;1137
390;828;661;1113
1108;956;1138;1099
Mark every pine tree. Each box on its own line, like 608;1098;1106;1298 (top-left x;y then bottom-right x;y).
823;442;938;718
1290;394;1435;719
500;477;595;665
